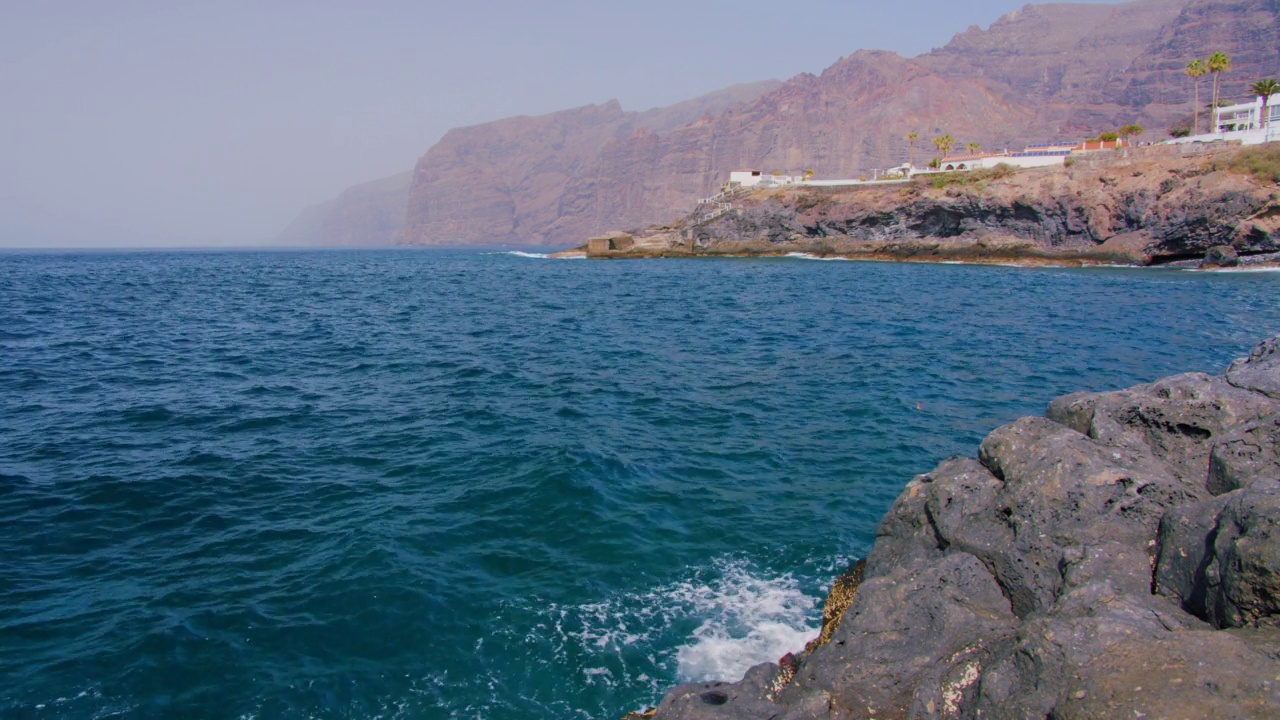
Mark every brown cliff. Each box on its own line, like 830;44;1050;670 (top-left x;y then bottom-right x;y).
405;0;1280;248
290;0;1280;249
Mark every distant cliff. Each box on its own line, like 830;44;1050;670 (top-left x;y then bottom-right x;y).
275;82;780;247
281;0;1280;248
275;171;412;247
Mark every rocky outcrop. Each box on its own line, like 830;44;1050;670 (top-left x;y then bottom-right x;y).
595;144;1280;266
646;336;1280;720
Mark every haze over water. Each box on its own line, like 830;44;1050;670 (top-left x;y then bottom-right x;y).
2;249;1278;719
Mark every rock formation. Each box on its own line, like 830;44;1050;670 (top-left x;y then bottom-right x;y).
583;143;1280;266
275;171;413;247
645;336;1280;719
397;0;1280;248
278;0;1280;248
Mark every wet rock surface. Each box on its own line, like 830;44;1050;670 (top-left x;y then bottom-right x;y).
646;337;1280;719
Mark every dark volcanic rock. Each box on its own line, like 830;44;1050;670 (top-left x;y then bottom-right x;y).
1204;244;1240;267
645;336;1280;720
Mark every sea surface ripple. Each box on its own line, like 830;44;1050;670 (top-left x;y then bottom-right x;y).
1;249;1277;719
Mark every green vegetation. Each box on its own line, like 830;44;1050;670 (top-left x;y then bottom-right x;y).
1168;114;1194;138
1209;52;1232;118
1251;78;1280;128
1118;124;1144;139
1186;59;1207;135
966;141;981;153
921;163;1017;190
932;134;955;160
906;132;919;168
1225;144;1280;183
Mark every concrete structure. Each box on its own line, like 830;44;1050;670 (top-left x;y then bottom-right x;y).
1167;93;1280;146
1215;93;1280;133
728;170;764;186
728;170;798;188
587;232;635;255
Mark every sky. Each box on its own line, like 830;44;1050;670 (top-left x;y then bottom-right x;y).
1;0;1124;248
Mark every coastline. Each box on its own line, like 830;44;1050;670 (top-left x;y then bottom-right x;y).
550;246;1280;271
568;144;1280;272
636;336;1280;720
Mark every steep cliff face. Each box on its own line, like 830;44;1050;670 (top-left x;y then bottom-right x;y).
406;0;1275;247
1099;0;1280;131
297;0;1280;248
397;82;782;246
275;171;412;247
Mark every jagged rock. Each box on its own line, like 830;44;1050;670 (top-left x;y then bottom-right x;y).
1203;244;1240;267
644;335;1280;720
1227;335;1280;400
1046;371;1276;486
1156;479;1280;628
1209;412;1280;494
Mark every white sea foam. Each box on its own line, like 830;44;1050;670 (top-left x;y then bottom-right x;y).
784;252;849;261
1215;265;1280;273
667;562;819;682
496;251;551;259
542;559;819;685
484;250;587;260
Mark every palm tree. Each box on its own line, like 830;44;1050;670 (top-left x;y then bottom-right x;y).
1251;78;1280;129
1208;52;1232;131
1186;59;1207;134
906;132;919;168
966;141;981;153
932;134;955;161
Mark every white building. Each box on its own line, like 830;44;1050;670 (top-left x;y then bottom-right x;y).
1215;93;1280;132
933;149;1068;172
728;170;798;187
1169;93;1280;146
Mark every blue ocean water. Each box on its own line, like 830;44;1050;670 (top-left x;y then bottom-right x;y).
2;249;1278;719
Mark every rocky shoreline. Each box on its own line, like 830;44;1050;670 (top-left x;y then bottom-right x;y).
568;144;1280;271
637;336;1280;720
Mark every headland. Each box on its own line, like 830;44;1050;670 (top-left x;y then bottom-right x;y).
567;143;1280;270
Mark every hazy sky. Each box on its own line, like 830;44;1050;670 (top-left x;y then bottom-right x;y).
2;0;1120;248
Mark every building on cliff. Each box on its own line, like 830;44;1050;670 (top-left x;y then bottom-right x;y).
728;170;799;188
1170;92;1280;146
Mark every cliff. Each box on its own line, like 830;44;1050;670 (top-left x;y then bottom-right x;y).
399;0;1280;248
584;143;1280;266
275;171;412;247
279;0;1280;248
397;82;782;247
643;335;1280;720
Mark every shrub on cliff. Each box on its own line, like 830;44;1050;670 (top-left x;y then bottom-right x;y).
1226;144;1280;184
922;163;1019;190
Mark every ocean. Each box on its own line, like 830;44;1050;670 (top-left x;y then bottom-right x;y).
2;248;1277;719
